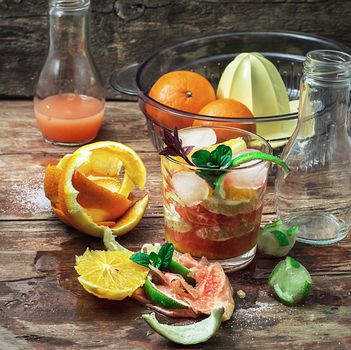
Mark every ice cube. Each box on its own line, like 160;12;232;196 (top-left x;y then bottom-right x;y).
227;148;269;189
172;171;210;206
178;127;217;149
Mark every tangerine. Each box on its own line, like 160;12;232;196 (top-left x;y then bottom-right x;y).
192;98;256;139
147;71;216;129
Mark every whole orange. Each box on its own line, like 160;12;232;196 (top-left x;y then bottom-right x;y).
147;70;216;129
193;98;256;139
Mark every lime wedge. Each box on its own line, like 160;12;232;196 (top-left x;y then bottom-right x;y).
268;256;312;306
144;274;190;309
231;151;290;173
142;307;224;345
103;228;131;253
258;219;298;257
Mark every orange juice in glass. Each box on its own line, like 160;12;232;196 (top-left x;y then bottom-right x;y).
34;94;104;145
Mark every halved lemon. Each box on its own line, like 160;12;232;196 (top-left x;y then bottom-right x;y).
75;248;148;300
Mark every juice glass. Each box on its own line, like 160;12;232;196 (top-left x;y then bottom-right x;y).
161;126;272;271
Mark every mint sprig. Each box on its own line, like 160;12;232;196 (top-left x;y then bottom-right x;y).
191;144;290;187
130;243;174;270
191;145;233;186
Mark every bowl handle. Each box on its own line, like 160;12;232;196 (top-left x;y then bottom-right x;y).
110;63;139;96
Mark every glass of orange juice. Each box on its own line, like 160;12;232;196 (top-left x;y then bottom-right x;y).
34;0;105;146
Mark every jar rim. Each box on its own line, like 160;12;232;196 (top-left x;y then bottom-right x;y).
49;0;90;11
304;50;351;81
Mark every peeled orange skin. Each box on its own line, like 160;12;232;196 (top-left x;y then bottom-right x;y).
192;98;256;139
147;71;216;129
44;155;72;204
48;141;148;238
75;141;146;189
72;170;131;222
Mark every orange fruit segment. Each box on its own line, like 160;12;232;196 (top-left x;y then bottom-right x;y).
110;194;149;237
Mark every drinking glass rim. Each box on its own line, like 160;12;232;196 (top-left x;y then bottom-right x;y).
163;126;273;171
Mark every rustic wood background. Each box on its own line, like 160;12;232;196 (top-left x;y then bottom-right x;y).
1;0;351;100
1;100;350;349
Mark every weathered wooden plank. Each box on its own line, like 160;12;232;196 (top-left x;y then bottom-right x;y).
0;271;350;349
0;218;350;276
0;0;351;99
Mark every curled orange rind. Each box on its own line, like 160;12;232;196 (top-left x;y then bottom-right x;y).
44;141;148;237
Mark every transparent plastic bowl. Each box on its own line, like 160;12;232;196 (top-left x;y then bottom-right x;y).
111;31;350;151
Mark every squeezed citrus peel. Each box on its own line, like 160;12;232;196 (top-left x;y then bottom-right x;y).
44;141;148;237
142;307;224;345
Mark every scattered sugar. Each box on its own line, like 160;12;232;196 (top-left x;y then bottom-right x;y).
232;300;291;329
1;176;51;215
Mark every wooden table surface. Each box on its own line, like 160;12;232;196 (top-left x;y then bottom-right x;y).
0;100;350;350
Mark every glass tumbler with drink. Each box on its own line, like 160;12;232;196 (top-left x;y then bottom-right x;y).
160;126;273;271
34;0;105;145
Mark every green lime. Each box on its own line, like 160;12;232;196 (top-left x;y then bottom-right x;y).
258;219;298;257
268;256;312;306
103;228;131;253
144;273;190;309
142;307;224;345
168;260;196;286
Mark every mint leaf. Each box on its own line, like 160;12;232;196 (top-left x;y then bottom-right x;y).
214;144;232;168
130;252;151;267
191;150;211;168
149;252;163;269
158;243;174;270
192;145;233;188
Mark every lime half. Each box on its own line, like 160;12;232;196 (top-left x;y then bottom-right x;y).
268;256;312;306
144;273;190;309
142;307;224;345
258;219;298;257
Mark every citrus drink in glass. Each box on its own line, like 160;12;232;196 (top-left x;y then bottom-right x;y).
161;126;272;271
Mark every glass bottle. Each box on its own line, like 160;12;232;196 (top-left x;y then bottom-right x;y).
276;50;351;245
34;0;105;146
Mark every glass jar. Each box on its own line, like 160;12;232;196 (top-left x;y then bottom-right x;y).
161;126;271;271
34;0;105;146
276;50;351;245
